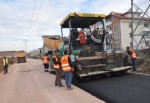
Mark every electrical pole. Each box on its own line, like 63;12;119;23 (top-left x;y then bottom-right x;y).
25;40;27;52
131;0;134;49
130;0;150;50
24;39;29;52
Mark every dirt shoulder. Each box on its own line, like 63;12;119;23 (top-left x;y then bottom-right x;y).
136;48;150;75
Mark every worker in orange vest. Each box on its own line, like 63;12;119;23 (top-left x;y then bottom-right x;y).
43;53;49;72
126;46;137;71
52;50;64;87
61;50;73;90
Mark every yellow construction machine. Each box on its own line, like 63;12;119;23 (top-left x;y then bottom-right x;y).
60;12;132;80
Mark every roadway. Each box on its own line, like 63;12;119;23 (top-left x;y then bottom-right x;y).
75;73;150;103
0;59;104;103
1;58;150;103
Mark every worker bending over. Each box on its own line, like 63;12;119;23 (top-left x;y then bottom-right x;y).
126;46;137;71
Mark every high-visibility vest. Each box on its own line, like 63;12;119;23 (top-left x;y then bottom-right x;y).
43;56;49;64
130;49;137;59
3;58;8;66
61;55;71;72
53;56;60;69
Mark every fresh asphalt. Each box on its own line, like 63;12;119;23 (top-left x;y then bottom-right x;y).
75;73;150;103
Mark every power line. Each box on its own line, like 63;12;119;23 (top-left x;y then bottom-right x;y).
10;38;30;52
29;0;44;35
30;0;37;26
35;0;44;24
46;0;51;34
47;0;56;34
28;0;37;36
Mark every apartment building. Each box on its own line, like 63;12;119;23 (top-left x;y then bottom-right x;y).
92;10;150;50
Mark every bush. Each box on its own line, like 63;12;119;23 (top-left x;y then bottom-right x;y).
136;48;150;74
136;58;144;67
138;58;150;74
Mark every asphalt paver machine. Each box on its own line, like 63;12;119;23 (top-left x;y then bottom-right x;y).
60;12;132;79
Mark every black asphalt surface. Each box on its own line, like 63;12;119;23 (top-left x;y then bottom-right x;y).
75;73;150;103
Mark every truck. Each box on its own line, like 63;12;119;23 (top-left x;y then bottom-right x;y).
16;51;26;63
42;35;68;72
60;12;132;80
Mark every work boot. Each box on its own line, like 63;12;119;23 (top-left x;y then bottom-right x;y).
55;84;58;86
59;84;64;87
67;87;73;90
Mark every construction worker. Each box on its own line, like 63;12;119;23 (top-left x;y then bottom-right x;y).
52;50;64;87
70;51;76;68
61;50;73;90
48;50;53;72
70;51;78;82
3;56;9;74
43;53;49;72
126;46;137;71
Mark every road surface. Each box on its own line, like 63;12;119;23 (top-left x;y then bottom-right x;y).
0;59;104;103
75;73;150;103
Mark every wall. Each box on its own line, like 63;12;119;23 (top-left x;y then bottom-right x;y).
120;19;146;50
112;17;122;50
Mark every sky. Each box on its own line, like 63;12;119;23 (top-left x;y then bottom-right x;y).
0;0;149;52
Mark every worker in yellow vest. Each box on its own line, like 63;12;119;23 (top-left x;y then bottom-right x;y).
3;57;9;74
43;53;49;72
126;46;137;71
61;50;73;90
52;50;64;87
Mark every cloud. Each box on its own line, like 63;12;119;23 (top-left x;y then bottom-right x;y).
0;0;149;51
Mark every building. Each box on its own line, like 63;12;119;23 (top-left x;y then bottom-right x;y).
92;10;150;51
0;51;16;58
27;48;42;58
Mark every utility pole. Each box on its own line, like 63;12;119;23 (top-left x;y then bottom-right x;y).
131;0;134;49
131;0;150;50
25;40;27;52
24;39;29;52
